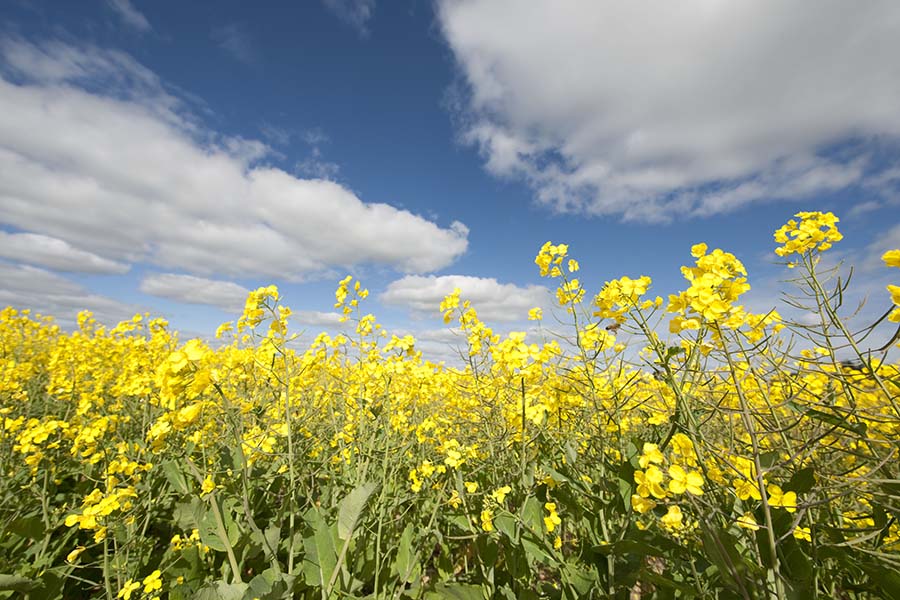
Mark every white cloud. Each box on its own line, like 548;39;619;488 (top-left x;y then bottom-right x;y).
294;310;345;326
106;0;152;33
139;274;250;313
0;260;139;326
322;0;376;36
211;24;257;65
0;231;129;274
437;0;900;221
0;39;468;282
381;274;549;322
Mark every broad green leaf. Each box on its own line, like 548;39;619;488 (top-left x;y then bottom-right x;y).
425;583;485;600
337;482;379;541
0;574;42;592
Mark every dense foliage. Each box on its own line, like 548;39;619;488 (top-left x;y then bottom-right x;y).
2;212;899;599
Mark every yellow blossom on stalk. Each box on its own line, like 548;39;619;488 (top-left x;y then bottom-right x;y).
66;546;86;563
480;509;495;532
793;526;812;542
887;284;900;323
118;580;140;600
884;249;900;268
767;484;797;513
631;495;656;514
635;466;666;499
639;443;665;468
736;512;760;531
201;475;216;496
544;502;562;533
535;242;569;277
142;569;162;594
528;307;543;321
660;505;684;530
448;490;462;509
464;481;478;494
668;464;704;496
773;211;842;257
567;259;579;273
556;279;585;307
490;485;512;504
554;536;562;550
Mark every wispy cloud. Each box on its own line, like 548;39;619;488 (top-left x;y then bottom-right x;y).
211;24;257;65
106;0;152;33
322;0;375;36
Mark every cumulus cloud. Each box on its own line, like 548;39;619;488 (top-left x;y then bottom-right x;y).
139;274;251;313
0;231;130;274
0;39;468;282
381;274;549;322
0;261;139;326
106;0;152;33
437;0;900;221
293;310;345;327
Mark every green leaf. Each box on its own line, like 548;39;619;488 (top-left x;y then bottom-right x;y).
0;574;42;592
337;482;379;541
785;467;816;494
162;460;192;495
494;512;518;542
301;509;338;588
425;583;485;600
393;524;419;583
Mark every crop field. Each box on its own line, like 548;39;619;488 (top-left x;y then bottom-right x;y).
2;212;900;599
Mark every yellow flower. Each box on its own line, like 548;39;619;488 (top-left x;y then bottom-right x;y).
66;546;86;563
200;475;216;496
142;569;163;594
660;505;684;530
117;580;140;600
767;485;797;513
553;535;562;550
448;490;462;509
544;502;562;533
490;485;512;504
527;307;543;321
793;526;812;542
480;509;495;532
733;477;761;501
668;465;704;496
882;249;900;268
638;443;664;468
631;494;656;514
464;481;478;494
635;466;666;499
736;512;760;531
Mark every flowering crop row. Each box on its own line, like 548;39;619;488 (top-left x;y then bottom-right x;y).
1;212;899;599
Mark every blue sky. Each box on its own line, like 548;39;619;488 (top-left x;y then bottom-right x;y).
1;0;899;359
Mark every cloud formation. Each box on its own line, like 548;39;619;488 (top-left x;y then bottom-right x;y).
106;0;152;32
322;0;375;36
139;274;251;314
0;232;130;274
0;261;138;326
381;274;548;322
0;39;468;282
438;0;900;221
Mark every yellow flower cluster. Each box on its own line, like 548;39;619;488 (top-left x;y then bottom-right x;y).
1;213;899;597
774;211;843;257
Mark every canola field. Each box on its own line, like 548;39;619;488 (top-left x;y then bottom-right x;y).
2;212;900;599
